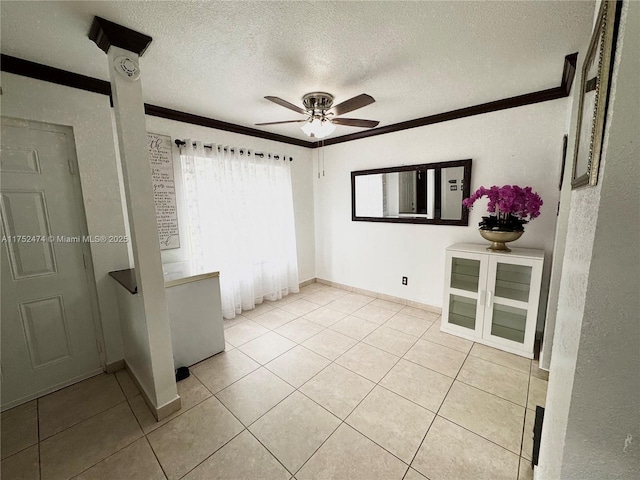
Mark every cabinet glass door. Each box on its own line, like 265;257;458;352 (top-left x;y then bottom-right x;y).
490;304;527;343
484;256;541;350
494;263;532;302
448;294;477;330
443;251;487;338
450;257;481;293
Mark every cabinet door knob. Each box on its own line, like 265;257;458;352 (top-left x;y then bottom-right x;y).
487;291;493;307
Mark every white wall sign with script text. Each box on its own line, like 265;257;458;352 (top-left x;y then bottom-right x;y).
148;133;180;250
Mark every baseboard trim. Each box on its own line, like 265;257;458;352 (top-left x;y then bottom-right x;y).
105;359;125;374
313;278;442;314
124;361;181;421
156;395;182;421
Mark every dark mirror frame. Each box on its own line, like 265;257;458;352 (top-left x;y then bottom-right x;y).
351;158;472;225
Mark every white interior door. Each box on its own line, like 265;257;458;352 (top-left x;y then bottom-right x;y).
1;117;102;410
399;171;416;213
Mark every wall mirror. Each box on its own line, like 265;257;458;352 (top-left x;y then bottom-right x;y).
351;159;472;225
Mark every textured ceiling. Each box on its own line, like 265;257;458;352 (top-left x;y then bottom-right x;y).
1;1;594;141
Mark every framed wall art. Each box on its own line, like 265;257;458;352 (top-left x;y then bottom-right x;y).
571;0;622;189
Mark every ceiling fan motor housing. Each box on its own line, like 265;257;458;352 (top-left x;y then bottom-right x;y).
302;92;334;114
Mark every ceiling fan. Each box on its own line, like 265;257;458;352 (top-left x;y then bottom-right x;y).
256;92;380;139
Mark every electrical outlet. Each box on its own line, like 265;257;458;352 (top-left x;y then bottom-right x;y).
402;276;408;285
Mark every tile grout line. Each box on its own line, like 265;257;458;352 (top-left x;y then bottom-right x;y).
27;377;132;479
174;426;247;480
0;434;40;463
83;374;215;478
468;346;534;375
435;415;525;459
233;338;352;476
285;325;388;477
212;294;408;476
404;339;473;477
247;424;323;478
451;375;531;410
230;321;520;480
125;395;148;434
271;284;443;476
36;396;130;445
289;414;343;477
17;286;346;478
292;324;437;474
518;364;536;477
167;363;292;478
290;297;428;475
426;342;537;462
113;375;174;480
415;332;533;464
23;285;523;479
68;435;145;480
284;301;441;415
219;288;504;476
63;383;147;477
143;436;170;480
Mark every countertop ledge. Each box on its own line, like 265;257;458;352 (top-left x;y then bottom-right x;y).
109;267;220;294
109;268;137;294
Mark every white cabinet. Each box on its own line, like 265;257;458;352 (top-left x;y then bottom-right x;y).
163;262;225;369
441;243;544;358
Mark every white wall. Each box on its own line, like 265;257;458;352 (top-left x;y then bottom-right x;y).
539;96;576;370
314;99;568;330
1;72;130;366
0;72;315;376
144;116;315;283
540;1;639;477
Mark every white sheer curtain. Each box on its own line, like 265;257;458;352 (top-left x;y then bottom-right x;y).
181;141;299;319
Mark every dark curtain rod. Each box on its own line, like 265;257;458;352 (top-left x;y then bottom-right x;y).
174;139;292;161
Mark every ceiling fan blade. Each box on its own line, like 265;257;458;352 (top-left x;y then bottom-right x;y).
331;118;380;128
255;120;307;126
264;96;308;115
329;94;375;116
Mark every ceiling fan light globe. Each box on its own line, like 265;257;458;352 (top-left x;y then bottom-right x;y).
317;119;336;138
301;118;335;139
300;119;317;137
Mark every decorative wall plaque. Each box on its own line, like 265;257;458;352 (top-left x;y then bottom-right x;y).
148;133;180;250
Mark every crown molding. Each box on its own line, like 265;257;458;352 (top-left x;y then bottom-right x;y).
1;53;577;149
314;53;578;148
0;54;112;97
144;104;313;148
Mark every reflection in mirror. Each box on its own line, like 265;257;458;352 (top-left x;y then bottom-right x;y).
441;166;465;220
352;159;471;225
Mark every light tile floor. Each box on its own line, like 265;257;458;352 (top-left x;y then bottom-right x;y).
1;283;548;480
